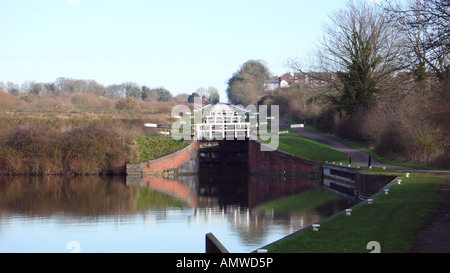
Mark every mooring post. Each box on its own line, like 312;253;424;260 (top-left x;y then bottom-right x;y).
205;233;229;253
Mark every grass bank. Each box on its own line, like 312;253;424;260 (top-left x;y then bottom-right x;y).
258;190;342;213
260;129;348;162
136;136;188;162
267;172;445;253
304;125;436;170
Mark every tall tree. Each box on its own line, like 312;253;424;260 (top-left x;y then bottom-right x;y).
209;89;220;104
123;82;141;98
291;0;404;116
226;60;271;105
385;0;450;81
187;92;200;103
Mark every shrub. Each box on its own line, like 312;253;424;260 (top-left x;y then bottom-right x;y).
71;92;114;109
0;90;22;110
0;123;139;175
115;98;140;110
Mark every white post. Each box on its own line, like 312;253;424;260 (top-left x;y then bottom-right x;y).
144;123;158;128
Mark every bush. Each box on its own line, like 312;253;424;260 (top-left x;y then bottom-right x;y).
267;87;321;123
267;84;448;167
71;92;114;109
0;90;22;110
115;98;140;110
0;123;139;175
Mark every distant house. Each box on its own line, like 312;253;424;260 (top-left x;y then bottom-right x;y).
264;71;331;91
293;73;307;85
293;72;330;87
279;73;292;88
202;95;211;104
264;76;280;91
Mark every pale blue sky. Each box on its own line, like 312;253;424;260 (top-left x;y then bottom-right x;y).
0;0;350;101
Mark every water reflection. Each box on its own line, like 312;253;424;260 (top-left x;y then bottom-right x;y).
0;174;356;253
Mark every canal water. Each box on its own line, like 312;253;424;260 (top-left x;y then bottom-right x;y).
0;174;357;253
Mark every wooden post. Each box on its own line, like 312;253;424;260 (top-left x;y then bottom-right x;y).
205;233;229;253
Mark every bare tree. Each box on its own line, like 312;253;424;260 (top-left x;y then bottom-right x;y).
384;0;450;81
290;0;405;115
195;87;207;98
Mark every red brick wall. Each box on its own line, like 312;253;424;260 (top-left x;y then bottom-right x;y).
249;140;319;175
143;142;198;174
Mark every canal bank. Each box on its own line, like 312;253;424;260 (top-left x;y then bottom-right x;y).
254;172;399;253
125;132;448;253
269;119;449;253
259;171;447;253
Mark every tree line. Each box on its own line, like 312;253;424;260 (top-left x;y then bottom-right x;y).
228;0;448;114
0;77;220;104
226;0;448;167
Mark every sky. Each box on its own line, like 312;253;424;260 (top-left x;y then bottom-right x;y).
0;0;355;101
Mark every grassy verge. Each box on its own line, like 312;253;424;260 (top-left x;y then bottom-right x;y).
280;117;437;169
259;129;348;162
136;136;188;162
304;125;434;170
267;172;445;253
258;191;342;213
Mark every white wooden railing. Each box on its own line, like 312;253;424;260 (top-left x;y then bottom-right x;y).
195;122;251;140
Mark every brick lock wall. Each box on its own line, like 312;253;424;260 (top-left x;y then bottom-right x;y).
248;140;317;176
128;141;198;175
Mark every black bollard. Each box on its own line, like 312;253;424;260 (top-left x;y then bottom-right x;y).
368;155;372;167
205;233;229;253
348;156;352;164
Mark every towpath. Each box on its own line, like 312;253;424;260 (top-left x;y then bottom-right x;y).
279;120;409;169
411;172;450;253
279;120;449;252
